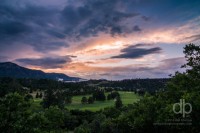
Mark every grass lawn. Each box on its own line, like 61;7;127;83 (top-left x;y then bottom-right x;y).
30;98;44;112
67;91;140;111
31;91;140;112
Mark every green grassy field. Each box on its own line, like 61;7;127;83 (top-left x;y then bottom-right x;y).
66;91;140;111
31;98;43;112
32;91;140;111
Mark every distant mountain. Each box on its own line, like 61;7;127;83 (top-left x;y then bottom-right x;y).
0;62;80;81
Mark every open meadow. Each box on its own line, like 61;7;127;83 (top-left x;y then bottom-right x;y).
32;91;140;111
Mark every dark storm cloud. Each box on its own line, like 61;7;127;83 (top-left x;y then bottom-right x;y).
0;0;57;26
1;0;200;54
0;0;142;53
47;30;66;39
141;16;150;21
60;0;200;39
0;21;30;36
28;38;68;52
132;25;141;32
0;0;67;52
15;56;72;69
61;0;139;38
0;20;31;44
112;44;162;59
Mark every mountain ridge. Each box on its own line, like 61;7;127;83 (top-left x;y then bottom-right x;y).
0;62;80;81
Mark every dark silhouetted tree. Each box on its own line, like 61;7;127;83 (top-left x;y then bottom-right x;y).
115;96;122;109
42;89;65;109
88;96;94;104
24;94;33;101
36;92;39;98
65;96;72;104
0;93;32;132
93;90;106;101
39;92;43;98
81;96;88;104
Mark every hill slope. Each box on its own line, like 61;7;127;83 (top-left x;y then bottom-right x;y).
0;62;80;81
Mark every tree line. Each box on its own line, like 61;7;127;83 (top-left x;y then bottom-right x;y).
0;76;168;98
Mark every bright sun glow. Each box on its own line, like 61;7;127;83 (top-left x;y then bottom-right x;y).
93;41;124;50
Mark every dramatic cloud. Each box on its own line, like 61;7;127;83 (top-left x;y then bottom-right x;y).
0;21;30;37
0;0;200;79
58;57;186;80
0;0;142;53
15;56;72;69
0;0;67;52
111;44;162;59
61;0;140;38
132;25;141;32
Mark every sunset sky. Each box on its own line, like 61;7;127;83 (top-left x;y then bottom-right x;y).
0;0;200;80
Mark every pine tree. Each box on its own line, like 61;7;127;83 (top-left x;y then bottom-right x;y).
115;96;122;109
81;97;88;104
35;92;39;98
88;97;94;104
39;92;43;98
